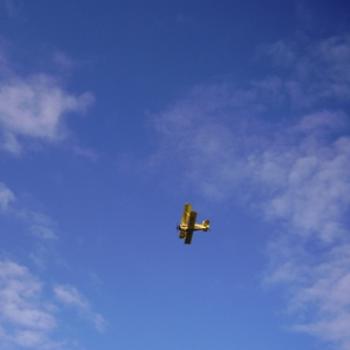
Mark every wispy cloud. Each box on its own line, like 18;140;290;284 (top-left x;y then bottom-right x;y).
259;34;350;106
0;182;15;211
0;260;106;349
0;260;58;349
27;212;58;241
153;34;350;349
0;181;58;242
0;183;105;345
54;285;106;332
52;51;75;71
0;75;93;155
0;49;94;155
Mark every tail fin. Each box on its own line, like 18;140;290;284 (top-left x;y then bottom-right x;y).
202;219;210;231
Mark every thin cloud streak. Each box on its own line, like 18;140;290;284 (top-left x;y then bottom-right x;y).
0;181;59;241
54;285;107;333
0;182;15;211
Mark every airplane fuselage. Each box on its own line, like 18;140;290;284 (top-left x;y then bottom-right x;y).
178;223;209;232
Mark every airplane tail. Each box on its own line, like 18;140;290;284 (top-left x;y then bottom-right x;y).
202;219;210;231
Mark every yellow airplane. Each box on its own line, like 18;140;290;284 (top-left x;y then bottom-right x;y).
177;203;210;244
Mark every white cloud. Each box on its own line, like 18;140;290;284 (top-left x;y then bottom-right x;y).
0;260;58;349
0;47;94;155
279;243;350;350
54;285;106;332
155;91;350;240
0;182;15;211
0;260;105;349
250;114;350;242
0;74;93;154
153;34;350;349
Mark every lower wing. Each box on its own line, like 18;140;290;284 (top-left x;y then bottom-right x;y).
184;231;193;244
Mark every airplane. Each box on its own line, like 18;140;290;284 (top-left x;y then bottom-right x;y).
177;203;210;244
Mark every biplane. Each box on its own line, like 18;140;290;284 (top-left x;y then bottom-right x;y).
177;203;210;244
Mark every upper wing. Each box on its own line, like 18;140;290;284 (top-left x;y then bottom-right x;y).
184;211;197;244
181;203;192;226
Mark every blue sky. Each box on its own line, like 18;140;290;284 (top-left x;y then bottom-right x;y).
0;1;350;349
